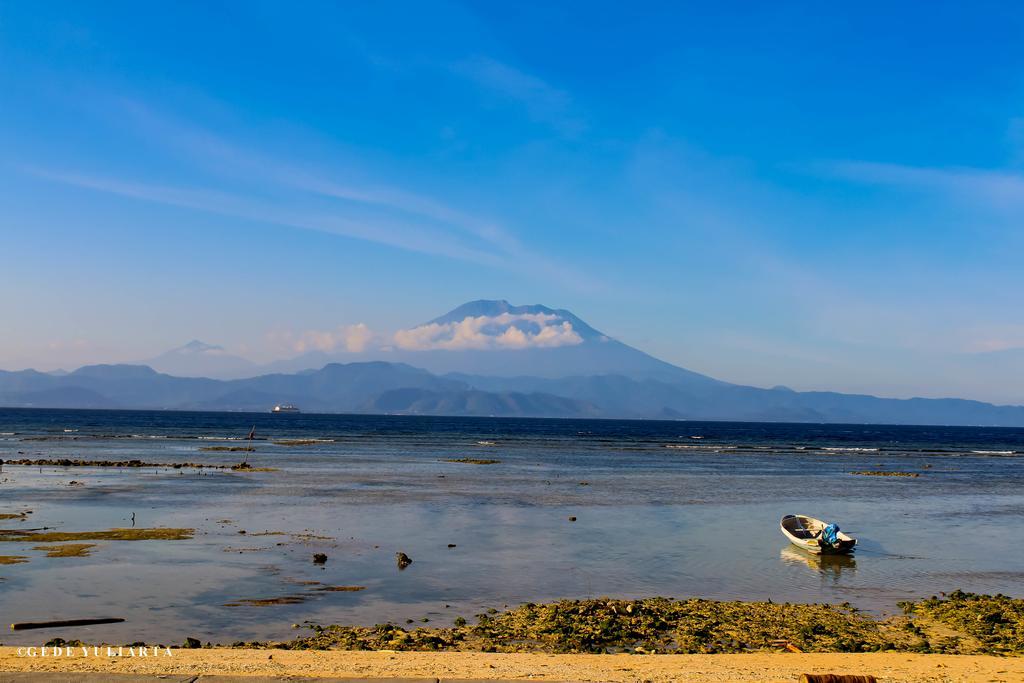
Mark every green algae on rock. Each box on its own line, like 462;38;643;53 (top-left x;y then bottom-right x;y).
262;597;907;654
230;462;278;472
850;471;921;477
0;528;194;542
1;458;230;469
224;596;308;607
443;458;501;465
899;590;1024;654
0;555;29;565
33;543;96;557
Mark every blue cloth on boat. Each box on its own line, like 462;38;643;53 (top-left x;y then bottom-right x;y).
820;523;840;546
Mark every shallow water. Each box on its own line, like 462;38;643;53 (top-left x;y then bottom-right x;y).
1;408;1022;645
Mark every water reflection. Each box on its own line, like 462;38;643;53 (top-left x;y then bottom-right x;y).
780;546;857;579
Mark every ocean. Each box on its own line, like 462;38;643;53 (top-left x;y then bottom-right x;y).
1;408;1022;645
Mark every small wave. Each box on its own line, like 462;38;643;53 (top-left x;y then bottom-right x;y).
971;450;1016;455
665;444;703;450
823;447;879;452
63;429;78;433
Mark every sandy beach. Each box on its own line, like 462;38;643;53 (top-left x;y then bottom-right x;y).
2;647;1023;682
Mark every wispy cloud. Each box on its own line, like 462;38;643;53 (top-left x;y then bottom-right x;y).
28;98;599;291
25;167;504;264
823;160;1024;213
452;56;585;136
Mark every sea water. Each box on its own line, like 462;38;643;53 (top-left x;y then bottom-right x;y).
1;408;1022;645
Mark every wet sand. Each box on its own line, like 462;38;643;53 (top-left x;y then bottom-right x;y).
1;647;1022;682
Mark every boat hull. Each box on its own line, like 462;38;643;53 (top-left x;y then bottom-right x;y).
780;514;856;555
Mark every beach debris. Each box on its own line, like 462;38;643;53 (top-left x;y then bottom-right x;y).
11;617;125;631
568;516;577;522
395;552;413;570
67;480;84;487
800;676;877;683
312;553;328;564
770;638;803;652
447;543;457;548
442;458;501;465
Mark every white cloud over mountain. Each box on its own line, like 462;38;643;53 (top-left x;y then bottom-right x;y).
393;312;583;351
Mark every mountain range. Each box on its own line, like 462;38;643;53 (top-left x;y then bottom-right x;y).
3;300;1024;426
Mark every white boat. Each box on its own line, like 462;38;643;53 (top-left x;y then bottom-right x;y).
271;404;300;414
780;514;856;555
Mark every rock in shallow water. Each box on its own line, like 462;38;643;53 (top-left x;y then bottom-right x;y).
396;551;413;569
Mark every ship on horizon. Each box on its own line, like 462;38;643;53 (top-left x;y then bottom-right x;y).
271;404;300;414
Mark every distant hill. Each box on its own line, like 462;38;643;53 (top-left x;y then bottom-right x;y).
2;300;1023;425
448;372;1024;425
143;340;259;379
0;359;1022;425
0;362;596;418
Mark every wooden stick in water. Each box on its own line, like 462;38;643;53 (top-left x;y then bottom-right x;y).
11;617;125;631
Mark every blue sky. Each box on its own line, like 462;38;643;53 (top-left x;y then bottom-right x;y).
2;1;1024;402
